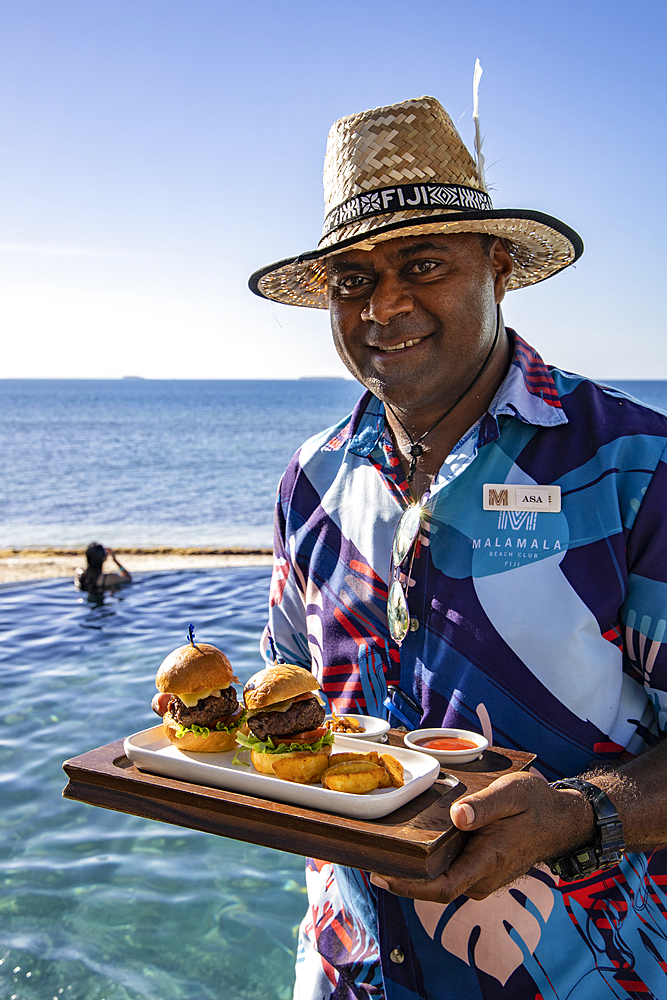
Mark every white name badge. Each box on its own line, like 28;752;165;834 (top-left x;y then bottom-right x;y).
483;484;561;513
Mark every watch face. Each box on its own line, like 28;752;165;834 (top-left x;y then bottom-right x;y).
551;847;624;882
551;847;599;881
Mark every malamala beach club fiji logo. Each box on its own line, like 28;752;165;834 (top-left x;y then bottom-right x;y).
478;484;563;568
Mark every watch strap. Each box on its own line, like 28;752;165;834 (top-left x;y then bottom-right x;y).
548;778;625;881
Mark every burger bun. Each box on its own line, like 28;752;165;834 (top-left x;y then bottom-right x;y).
162;707;244;752
250;745;332;784
156;642;234;695
244;663;320;711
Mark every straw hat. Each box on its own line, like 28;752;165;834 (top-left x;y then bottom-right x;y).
248;96;583;308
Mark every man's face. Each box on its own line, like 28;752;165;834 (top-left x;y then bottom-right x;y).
326;232;512;414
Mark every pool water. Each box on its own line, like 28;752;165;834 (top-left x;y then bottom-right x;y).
0;567;307;1000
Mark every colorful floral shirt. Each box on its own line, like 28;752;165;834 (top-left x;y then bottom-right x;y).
264;332;667;1000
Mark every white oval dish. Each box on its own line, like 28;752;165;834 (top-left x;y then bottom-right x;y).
124;727;440;820
325;715;391;742
404;728;488;764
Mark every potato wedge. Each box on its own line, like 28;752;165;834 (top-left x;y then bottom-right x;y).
271;751;331;784
377;767;394;789
324;761;379;777
380;753;405;788
322;761;384;794
327;752;368;767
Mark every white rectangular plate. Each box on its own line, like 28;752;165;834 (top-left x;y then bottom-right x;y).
123;726;443;820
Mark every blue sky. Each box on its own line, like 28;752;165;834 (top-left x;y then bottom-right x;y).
1;0;665;379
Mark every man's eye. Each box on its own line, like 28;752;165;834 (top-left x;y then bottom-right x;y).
337;274;371;292
409;260;439;275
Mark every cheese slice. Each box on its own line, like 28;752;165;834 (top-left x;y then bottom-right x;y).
175;687;222;708
246;692;323;718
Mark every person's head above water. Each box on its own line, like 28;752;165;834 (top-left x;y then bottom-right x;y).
77;542;131;595
85;542;107;573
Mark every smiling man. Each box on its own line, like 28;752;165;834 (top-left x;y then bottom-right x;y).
249;96;667;1000
327;233;513;500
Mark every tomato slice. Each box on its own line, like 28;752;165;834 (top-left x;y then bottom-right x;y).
271;726;327;745
213;704;244;728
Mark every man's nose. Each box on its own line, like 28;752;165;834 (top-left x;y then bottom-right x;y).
360;273;414;325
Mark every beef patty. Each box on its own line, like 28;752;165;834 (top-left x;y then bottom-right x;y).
248;695;325;742
168;685;239;727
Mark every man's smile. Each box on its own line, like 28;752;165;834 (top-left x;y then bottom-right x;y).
372;334;431;353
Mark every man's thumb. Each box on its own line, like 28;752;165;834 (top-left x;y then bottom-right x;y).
450;800;476;829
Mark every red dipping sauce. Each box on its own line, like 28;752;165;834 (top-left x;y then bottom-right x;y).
416;736;479;751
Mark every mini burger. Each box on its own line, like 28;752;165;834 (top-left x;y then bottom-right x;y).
236;664;334;780
156;641;246;752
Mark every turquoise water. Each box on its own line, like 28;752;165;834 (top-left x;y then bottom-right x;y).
0;566;307;1000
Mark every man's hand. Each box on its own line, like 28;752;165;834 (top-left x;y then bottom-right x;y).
151;692;171;716
370;771;595;902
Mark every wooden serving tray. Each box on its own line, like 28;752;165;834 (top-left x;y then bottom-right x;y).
62;732;535;880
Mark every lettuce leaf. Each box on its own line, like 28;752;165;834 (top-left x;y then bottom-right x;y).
235;728;334;755
175;709;247;740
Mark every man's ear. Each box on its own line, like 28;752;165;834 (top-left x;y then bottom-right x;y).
491;239;513;304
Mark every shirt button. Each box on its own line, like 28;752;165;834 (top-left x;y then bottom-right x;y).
390;948;405;964
409;618;420;631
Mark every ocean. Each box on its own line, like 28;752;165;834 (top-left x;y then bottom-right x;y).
0;379;364;551
1;377;666;551
2;376;667;1000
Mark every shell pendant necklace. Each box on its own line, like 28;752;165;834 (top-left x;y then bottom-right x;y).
385;311;500;483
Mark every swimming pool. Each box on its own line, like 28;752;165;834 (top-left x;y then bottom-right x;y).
0;567;307;1000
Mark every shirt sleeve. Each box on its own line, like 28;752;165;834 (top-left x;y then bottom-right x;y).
622;439;667;733
260;473;314;672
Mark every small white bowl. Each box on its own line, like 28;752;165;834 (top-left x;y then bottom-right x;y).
403;728;488;764
325;714;391;742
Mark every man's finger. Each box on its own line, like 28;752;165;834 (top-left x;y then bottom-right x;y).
370;840;503;904
450;773;537;831
151;691;171;716
450;800;476;828
370;871;457;903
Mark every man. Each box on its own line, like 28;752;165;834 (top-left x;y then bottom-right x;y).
249;97;667;998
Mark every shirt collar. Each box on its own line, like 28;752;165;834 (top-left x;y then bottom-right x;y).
343;329;568;459
491;332;568;427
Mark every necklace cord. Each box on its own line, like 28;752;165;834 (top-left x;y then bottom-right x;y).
386;307;501;481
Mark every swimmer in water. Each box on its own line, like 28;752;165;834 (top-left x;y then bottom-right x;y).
75;542;132;593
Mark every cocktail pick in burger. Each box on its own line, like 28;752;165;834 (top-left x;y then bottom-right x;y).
155;625;246;752
236;663;334;783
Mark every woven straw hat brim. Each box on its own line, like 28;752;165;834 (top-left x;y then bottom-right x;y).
249;209;584;309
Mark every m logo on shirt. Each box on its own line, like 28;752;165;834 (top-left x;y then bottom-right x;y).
498;510;538;532
487;488;509;507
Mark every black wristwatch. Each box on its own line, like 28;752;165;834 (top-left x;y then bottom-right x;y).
548;778;626;881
